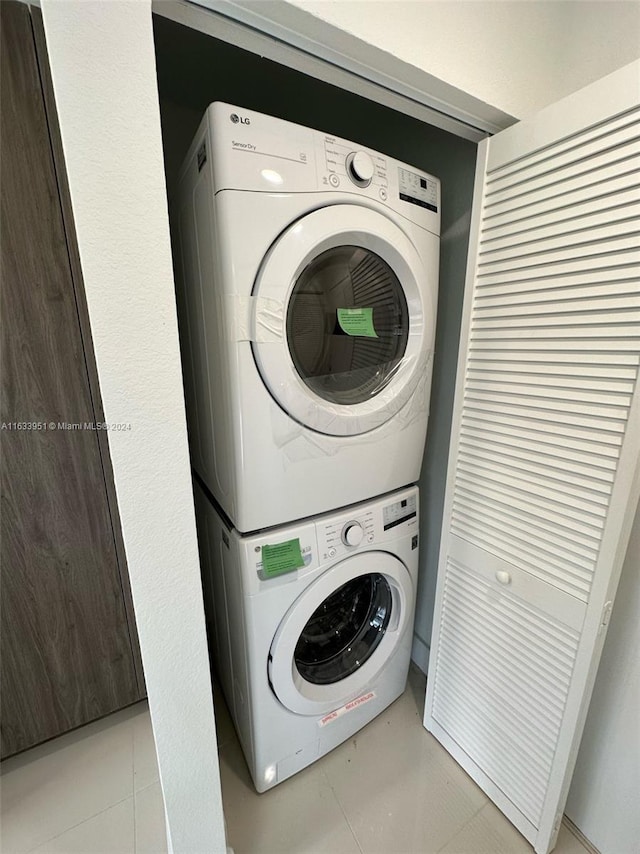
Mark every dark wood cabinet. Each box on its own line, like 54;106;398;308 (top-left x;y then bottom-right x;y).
1;1;144;759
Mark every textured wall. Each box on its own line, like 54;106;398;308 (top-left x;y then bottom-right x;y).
566;506;640;853
285;0;640;117
40;2;226;852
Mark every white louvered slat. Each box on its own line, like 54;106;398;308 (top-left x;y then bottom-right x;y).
452;494;600;557
460;425;616;479
471;325;639;342
479;218;640;263
482;182;640;236
465;377;632;407
484;107;640;187
467;365;636;391
455;471;605;539
458;442;613;491
469;337;639;354
425;62;640;854
450;510;594;581
461;413;624;457
483;157;640;225
484;141;640;212
431;561;581;826
464;395;627;431
475;298;640;323
467;348;639;368
450;514;593;580
484;132;640;203
477;235;639;275
477;251;640;286
476;277;640;305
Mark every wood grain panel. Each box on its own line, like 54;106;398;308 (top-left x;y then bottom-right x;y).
30;6;146;696
1;2;139;758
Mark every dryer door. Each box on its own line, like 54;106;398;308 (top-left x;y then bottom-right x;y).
268;551;413;715
252;205;434;436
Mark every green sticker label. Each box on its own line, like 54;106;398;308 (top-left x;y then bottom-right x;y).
261;538;305;578
337;307;378;338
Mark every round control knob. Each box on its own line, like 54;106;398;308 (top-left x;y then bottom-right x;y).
342;521;364;547
346;151;374;187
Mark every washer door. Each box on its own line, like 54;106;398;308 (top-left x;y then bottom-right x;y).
252;205;433;436
268;552;413;716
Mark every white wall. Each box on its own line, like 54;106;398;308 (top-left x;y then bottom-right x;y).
40;2;226;852
565;504;640;854
285;0;640;117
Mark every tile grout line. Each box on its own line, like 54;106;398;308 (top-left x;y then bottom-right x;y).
320;767;365;854
23;794;135;854
134;778;163;797
434;799;488;854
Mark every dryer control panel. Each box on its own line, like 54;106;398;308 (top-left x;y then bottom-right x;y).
199;102;440;237
323;136;388;194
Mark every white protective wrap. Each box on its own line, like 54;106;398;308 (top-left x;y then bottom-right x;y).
225;291;432;455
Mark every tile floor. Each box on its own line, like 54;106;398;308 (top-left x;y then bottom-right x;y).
1;667;591;854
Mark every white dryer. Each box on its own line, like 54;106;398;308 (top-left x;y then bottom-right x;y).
175;103;440;532
195;482;419;792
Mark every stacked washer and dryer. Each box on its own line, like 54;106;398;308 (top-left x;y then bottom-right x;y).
174;103;441;792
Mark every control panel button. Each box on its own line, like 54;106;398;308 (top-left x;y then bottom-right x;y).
342;521;364;547
379;188;388;201
329;173;340;187
346;151;374;187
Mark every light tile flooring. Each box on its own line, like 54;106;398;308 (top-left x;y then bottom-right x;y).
1;667;590;854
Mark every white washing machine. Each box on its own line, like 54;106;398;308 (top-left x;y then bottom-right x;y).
194;481;419;792
175;103;440;532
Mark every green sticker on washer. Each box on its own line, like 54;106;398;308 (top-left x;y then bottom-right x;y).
261;538;305;577
337;307;378;338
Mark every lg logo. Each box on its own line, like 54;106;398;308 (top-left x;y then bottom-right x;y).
230;113;250;125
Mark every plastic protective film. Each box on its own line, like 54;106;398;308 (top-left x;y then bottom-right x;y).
225;294;283;344
225;294;431;460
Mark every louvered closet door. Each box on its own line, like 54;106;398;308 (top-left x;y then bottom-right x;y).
424;61;640;854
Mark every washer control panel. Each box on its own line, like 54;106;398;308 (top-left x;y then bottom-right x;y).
317;508;375;561
342;520;364;546
382;493;418;531
316;489;418;562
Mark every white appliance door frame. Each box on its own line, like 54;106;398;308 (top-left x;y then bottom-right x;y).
424;60;640;854
269;551;413;715
251;204;433;436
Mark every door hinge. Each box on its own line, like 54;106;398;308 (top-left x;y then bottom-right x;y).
598;600;613;635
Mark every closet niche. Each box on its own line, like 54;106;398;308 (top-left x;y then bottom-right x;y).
152;10;477;657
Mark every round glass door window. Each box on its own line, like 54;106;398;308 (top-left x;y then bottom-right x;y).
286;247;409;405
294;573;393;685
